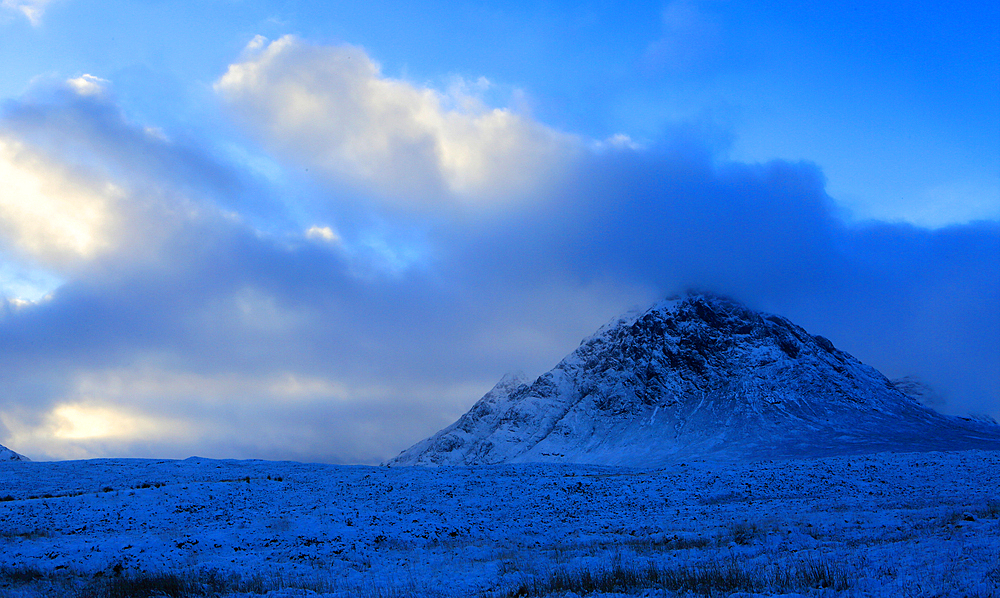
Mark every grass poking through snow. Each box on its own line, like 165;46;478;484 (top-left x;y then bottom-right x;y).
495;554;852;597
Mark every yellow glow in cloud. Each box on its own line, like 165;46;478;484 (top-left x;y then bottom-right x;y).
0;368;360;458
0;400;190;460
0;365;499;461
7;297;33;308
216;36;579;210
49;403;159;440
0;137;121;266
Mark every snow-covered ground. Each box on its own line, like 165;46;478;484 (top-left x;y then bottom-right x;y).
2;450;999;597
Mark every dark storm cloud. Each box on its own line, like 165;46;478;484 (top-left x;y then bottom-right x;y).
445;144;999;417
445;145;839;292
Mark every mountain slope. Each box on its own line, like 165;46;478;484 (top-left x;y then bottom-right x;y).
0;444;29;462
391;294;1000;466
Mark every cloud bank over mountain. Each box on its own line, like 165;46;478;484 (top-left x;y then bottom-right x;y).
0;39;996;463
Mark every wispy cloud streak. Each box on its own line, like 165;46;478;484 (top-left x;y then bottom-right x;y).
2;0;52;25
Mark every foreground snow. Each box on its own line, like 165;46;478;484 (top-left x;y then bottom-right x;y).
2;450;999;597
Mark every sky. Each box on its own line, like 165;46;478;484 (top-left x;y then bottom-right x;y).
0;0;997;463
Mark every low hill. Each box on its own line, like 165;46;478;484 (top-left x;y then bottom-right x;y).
0;443;29;461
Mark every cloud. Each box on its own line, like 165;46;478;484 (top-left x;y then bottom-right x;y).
592;134;643;152
65;74;109;98
0;76;288;277
912;177;1000;228
644;0;723;74
0;136;123;266
1;367;353;460
215;36;579;212
0;42;996;464
305;225;339;243
1;0;51;25
418;144;1000;421
4;128;996;464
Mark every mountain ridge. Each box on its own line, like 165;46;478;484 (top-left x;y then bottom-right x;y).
0;444;29;462
390;293;1000;466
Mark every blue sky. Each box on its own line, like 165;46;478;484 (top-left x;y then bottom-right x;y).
0;0;997;462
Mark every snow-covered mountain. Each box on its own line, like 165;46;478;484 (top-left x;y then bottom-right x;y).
0;444;28;461
391;293;1000;466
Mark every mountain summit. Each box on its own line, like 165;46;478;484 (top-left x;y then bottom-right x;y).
391;294;1000;466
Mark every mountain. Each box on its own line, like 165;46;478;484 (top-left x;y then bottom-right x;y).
0;444;29;462
390;293;1000;466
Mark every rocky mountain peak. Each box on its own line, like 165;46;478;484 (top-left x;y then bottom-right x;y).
390;293;1000;466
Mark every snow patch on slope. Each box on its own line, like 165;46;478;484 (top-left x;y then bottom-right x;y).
0;444;29;461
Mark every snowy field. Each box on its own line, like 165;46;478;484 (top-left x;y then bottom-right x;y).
2;450;999;597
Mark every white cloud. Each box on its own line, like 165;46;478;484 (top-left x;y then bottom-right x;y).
246;34;268;51
0;136;122;266
2;0;51;26
305;225;339;243
215;36;579;211
0;89;227;274
66;74;109;98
